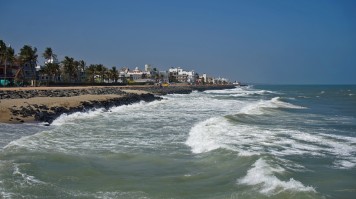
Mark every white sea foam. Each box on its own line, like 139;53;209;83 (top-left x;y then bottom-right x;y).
68;190;149;199
51;100;162;126
204;87;277;97
109;100;150;113
204;87;244;94
239;97;306;115
51;108;105;126
13;163;45;186
333;160;356;169
0;191;16;199
238;151;261;157
237;158;316;195
186;115;356;169
185;117;228;154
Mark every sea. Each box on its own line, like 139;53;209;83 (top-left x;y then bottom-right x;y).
0;85;355;199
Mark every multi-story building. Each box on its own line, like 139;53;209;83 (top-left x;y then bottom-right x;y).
127;67;143;81
168;67;196;83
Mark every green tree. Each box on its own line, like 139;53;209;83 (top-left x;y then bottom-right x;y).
0;40;16;85
109;66;118;83
95;64;106;83
42;47;57;62
62;56;77;83
0;40;15;64
39;62;60;85
18;45;38;84
78;60;86;82
86;64;97;83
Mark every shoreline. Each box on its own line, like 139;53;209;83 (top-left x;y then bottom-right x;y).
0;85;236;125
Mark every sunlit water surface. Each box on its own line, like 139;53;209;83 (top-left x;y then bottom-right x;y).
1;85;355;198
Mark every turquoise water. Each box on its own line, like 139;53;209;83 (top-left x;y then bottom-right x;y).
0;85;355;198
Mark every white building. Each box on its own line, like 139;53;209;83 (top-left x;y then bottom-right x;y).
214;77;229;84
168;67;196;83
144;64;152;72
127;67;143;80
44;56;59;64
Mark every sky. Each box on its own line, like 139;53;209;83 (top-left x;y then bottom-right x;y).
1;0;355;84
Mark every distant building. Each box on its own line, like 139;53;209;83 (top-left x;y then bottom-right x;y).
144;64;152;72
158;70;169;83
0;62;20;86
127;67;143;80
214;77;229;84
36;55;61;83
45;55;59;65
168;67;196;83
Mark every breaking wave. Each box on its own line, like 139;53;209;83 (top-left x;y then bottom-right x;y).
204;87;277;97
239;97;306;115
51;108;105;126
237;158;316;195
185;116;356;169
51;100;160;126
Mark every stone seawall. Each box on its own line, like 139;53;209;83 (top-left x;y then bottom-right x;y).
0;85;237;124
0;87;127;100
0;85;236;99
126;85;236;95
32;93;160;124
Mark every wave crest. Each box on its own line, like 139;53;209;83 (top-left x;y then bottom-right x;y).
237;158;316;195
239;97;306;115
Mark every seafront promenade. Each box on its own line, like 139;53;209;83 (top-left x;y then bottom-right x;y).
0;84;235;124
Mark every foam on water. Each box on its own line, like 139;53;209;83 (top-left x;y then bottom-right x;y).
186;115;356;169
239;97;306;115
237;158;316;195
204;87;277;97
4;130;52;152
12;163;45;186
51;108;105;126
51;100;166;126
0;85;355;198
185;117;233;154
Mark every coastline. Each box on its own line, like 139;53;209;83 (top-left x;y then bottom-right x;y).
0;85;235;124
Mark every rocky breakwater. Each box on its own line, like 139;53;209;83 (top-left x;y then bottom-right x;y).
0;87;161;125
127;84;236;95
34;93;159;124
0;87;127;99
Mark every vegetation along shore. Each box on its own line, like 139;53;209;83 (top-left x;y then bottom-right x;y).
0;39;237;125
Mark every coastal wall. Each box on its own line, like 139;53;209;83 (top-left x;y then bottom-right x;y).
124;84;236;95
0;85;236;124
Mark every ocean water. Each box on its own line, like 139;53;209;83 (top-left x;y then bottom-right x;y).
0;85;355;199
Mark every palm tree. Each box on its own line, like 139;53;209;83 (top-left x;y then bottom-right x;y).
18;45;38;85
103;68;110;83
78;60;86;82
0;40;15;64
42;47;57;63
86;64;97;83
95;64;106;83
61;56;77;83
0;40;16;86
109;66;119;83
39;62;60;85
73;60;80;82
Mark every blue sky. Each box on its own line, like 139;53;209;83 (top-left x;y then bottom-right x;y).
1;0;355;84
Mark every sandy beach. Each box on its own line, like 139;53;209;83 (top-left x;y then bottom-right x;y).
0;86;152;124
0;94;123;123
0;85;234;124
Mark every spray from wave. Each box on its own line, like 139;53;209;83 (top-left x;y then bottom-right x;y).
239;97;306;115
237;158;316;195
